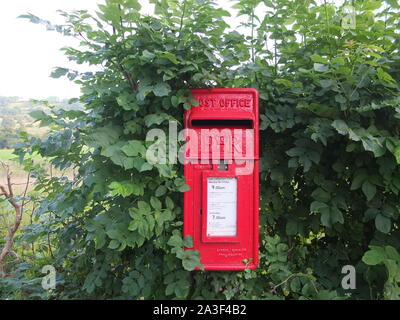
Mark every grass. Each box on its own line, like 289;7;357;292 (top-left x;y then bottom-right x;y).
0;148;65;245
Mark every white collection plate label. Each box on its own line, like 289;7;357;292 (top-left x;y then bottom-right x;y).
207;177;237;237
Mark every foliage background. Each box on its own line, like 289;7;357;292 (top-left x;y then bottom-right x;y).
1;0;400;300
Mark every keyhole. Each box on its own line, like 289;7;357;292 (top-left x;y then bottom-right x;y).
218;160;228;171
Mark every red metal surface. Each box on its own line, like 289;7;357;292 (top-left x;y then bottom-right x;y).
183;88;259;270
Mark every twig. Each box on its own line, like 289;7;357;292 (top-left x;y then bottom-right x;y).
0;164;28;277
270;272;319;295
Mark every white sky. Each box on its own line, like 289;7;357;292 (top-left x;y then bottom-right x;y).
0;0;341;100
0;0;237;100
0;1;103;99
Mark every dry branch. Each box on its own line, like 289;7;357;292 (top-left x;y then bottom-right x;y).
0;161;31;277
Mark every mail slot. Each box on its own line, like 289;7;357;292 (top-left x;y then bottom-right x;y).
183;88;259;270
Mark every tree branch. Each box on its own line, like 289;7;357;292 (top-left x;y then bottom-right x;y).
0;162;26;277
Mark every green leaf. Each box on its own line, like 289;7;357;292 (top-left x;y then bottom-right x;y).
108;239;120;249
155;164;173;177
286;219;302;236
109;181;142;197
375;214;391;233
156;51;179;64
29;110;48;121
362;180;376;201
331;57;345;65
155;185;167;197
183;235;193;248
320;207;331;227
385;246;400;260
377;67;395;85
137;201;151;214
330;206;344;224
311;188;330;202
319;79;335;88
182;250;202;271
273;78;293;87
351;171;368;190
313;63;329;72
361;137;386;157
144;113;169;127
150;196;162;210
364;208;379;221
168;234;183;247
393;145;400;164
165;197;174;210
331;120;349;135
310;54;329;64
139;162;153;172
117;92;139;111
121;140;145;157
153;82;171;97
87;125;121;148
50;67;69;78
362;248;384;265
334;94;346;104
124;0;141;10
141;50;155;61
178;183;190;192
310;201;328;212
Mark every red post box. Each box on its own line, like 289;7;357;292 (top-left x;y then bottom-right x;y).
183;88;259;270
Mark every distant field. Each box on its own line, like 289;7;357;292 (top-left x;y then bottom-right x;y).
0;148;74;183
0;149;42;162
0;149;17;162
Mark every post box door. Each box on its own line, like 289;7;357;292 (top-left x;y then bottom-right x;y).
183;88;259;271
